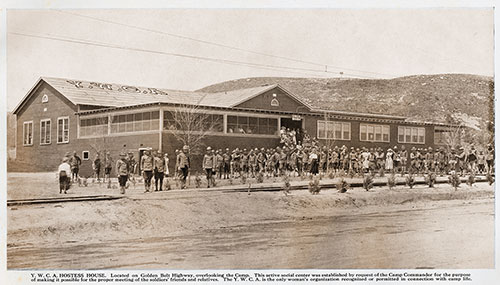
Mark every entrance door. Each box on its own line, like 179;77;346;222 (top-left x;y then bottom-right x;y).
280;117;304;144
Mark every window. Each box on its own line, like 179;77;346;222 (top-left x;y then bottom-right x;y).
23;121;33;146
80;116;108;138
398;126;425;144
42;94;48;103
163;111;223;132
434;130;452;145
82;151;90;160
40;119;51;144
57;117;70;143
111;111;160;134
271;98;279;106
360;123;390;142
317;120;351;140
227;115;278;135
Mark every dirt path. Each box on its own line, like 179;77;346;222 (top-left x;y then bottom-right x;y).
8;197;493;269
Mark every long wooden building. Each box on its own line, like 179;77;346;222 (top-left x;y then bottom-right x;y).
12;77;455;175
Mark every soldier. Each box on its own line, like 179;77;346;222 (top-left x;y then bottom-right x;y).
375;148;385;171
177;146;190;189
319;146;328;174
477;150;486;174
361;147;370;174
153;150;165;191
116;152;129;194
486;144;494;174
400;146;408;174
467;146;477;174
393;146;400;174
141;150;154;192
248;149;257;178
103;152;113;186
223;148;231;179
457;147;467;175
215;149;224;179
278;147;287;176
202;146;216;188
257;148;266;174
231;148;241;178
127;152;137;183
69;151;82;183
241;149;249;176
409;147;417;174
93;153;102;182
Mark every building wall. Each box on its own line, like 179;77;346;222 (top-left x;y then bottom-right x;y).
15;82;79;172
236;87;307;113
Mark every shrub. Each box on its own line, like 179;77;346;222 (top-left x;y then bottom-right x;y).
448;171;461;191
425;172;436;188
283;176;291;195
387;173;396;190
363;174;374;191
195;175;202;188
486;172;494;185
308;177;321;195
256;172;264;183
466;172;475;187
336;178;350;193
405;174;415;189
328;171;335;179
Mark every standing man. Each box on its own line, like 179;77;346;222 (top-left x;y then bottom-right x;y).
69;151;82;183
93;153;102;182
103;151;113;187
202;147;216;188
223;148;231;179
177;145;190;189
127;152;137;183
116;152;129;194
153;150;165;191
141;149;154;193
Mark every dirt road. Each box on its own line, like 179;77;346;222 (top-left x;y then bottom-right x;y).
8;194;493;269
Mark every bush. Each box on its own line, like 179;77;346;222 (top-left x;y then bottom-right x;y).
283;176;291;195
387;173;396;190
336;178;350;193
486;172;494;185
466;173;475;187
363;174;374;191
195;175;202;188
328;171;335;179
405;174;415;189
425;172;436;188
256;172;264;183
240;174;247;185
308;177;321;195
448;171;461;191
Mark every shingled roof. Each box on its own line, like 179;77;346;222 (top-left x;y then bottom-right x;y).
13;77;308;114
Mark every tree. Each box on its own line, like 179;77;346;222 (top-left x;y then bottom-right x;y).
165;104;222;155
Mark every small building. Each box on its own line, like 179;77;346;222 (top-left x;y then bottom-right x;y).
12;77;456;176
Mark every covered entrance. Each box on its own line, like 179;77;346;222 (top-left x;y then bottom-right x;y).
280;116;304;144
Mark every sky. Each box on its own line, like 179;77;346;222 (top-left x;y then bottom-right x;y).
6;8;494;111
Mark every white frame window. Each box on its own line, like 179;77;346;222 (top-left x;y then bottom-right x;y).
398;126;425;144
360;123;390;142
40;119;51;145
57;117;70;143
82;151;90;160
317;120;351;140
23;121;33;146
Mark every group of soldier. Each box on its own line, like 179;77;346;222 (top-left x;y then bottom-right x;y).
57;138;494;193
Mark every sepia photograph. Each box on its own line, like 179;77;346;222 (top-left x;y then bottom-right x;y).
4;6;495;272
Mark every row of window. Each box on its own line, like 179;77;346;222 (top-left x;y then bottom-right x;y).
316;121;427;144
23;117;69;146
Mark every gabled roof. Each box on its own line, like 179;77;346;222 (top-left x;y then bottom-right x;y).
13;77;311;114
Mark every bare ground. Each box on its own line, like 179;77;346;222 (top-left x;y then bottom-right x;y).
7;173;495;269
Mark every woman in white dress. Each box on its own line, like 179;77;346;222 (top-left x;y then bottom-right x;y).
385;148;394;172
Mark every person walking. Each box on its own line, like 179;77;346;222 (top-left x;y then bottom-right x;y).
141;150;154;192
57;157;71;194
116;152;129;194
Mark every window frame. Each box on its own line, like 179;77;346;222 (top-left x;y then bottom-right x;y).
398;125;426;144
359;123;390;143
317;120;351;141
23;120;34;146
82;151;90;161
57;116;70;144
39;118;51;145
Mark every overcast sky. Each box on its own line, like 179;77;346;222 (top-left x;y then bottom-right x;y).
7;8;494;111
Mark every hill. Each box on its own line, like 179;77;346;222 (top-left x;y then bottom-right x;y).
198;74;494;131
